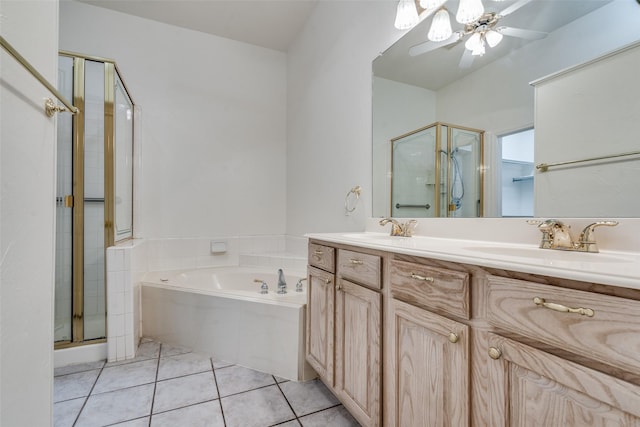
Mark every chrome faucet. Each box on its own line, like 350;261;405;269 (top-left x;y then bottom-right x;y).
277;268;287;294
379;218;418;237
528;219;618;252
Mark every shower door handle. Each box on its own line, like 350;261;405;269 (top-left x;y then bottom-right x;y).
64;195;74;207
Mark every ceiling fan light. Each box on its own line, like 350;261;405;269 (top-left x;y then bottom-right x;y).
472;42;486;56
394;0;419;30
419;0;443;10
464;32;482;51
485;30;503;48
427;8;453;42
456;0;484;24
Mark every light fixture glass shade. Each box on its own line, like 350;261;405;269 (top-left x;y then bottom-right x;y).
419;0;442;10
456;0;484;24
464;32;482;51
485;30;503;47
395;0;419;30
428;9;453;42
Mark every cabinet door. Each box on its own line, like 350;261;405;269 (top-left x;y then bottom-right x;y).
306;266;335;385
335;279;381;427
385;298;469;427
488;333;640;427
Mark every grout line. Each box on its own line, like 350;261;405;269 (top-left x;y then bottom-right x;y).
210;358;227;427
148;343;162;427
71;360;106;427
217;382;279;400
274;377;300;424
150;397;221;417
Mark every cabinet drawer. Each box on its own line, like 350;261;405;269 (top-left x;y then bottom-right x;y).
338;249;381;290
487;275;640;374
308;242;335;273
389;260;470;319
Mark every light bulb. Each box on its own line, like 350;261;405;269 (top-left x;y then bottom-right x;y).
485;30;503;48
456;0;484;24
394;0;419;30
427;8;453;42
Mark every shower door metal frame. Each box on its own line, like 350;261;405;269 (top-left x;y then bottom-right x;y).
55;51;135;349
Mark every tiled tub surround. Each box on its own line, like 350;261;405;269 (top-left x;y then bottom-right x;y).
141;266;315;381
54;340;360;427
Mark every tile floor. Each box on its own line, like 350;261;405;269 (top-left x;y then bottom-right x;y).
54;340;360;427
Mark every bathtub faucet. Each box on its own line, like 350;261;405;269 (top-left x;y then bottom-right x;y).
277;269;287;294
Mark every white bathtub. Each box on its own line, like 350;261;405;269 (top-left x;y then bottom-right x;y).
141;266;315;381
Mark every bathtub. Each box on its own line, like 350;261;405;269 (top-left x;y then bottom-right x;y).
141;266;315;381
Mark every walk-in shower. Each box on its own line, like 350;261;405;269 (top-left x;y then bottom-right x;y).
55;52;134;348
390;122;483;217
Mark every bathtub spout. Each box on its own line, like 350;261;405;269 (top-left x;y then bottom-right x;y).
277;269;287;294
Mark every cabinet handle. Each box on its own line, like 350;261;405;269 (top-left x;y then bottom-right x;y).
533;297;595;317
411;273;434;282
488;347;502;360
448;332;459;343
349;258;364;265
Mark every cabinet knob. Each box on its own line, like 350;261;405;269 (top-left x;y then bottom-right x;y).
488;347;502;360
448;332;459;343
336;283;342;291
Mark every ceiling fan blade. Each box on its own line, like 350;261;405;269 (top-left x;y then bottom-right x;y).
498;26;548;40
409;32;463;57
459;49;475;69
497;0;534;18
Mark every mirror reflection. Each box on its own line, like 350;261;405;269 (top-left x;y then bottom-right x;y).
373;0;640;218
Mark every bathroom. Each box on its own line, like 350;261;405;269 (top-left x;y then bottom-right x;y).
2;0;640;426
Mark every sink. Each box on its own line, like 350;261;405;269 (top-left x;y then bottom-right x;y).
463;246;633;263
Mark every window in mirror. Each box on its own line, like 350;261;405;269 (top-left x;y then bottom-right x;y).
500;128;534;217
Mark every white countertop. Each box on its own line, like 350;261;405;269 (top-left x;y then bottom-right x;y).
306;232;640;290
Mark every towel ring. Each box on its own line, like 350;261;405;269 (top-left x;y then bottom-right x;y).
344;186;362;215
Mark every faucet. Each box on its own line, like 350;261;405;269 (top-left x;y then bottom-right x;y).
277;268;287;294
254;279;269;294
577;221;619;253
529;219;618;252
379;218;418;237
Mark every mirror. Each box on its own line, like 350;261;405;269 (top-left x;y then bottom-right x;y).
373;0;640;218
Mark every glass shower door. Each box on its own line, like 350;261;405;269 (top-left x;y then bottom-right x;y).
55;56;74;343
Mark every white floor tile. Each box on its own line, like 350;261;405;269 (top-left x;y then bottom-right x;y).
54;360;105;377
93;359;158;394
53;397;85;427
151;401;224;427
221;385;295;427
75;383;154;427
153;371;218;413
215;365;275;397
54;369;100;403
157;352;212;381
279;379;340;417
298;405;360;427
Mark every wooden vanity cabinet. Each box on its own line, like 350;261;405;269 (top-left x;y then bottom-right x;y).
306;241;383;427
486;275;640;427
385;258;471;427
306;238;640;427
306;243;336;386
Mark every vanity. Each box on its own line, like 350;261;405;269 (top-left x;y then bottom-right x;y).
305;221;640;426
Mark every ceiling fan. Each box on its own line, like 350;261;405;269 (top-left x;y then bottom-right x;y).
408;0;548;68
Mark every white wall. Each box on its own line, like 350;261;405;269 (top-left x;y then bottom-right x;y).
286;1;406;236
59;0;288;239
0;1;58;425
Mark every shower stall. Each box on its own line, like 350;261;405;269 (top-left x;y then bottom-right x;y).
55;52;134;347
391;122;484;218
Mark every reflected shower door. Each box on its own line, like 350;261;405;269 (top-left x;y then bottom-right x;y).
391;125;440;217
449;127;483;217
